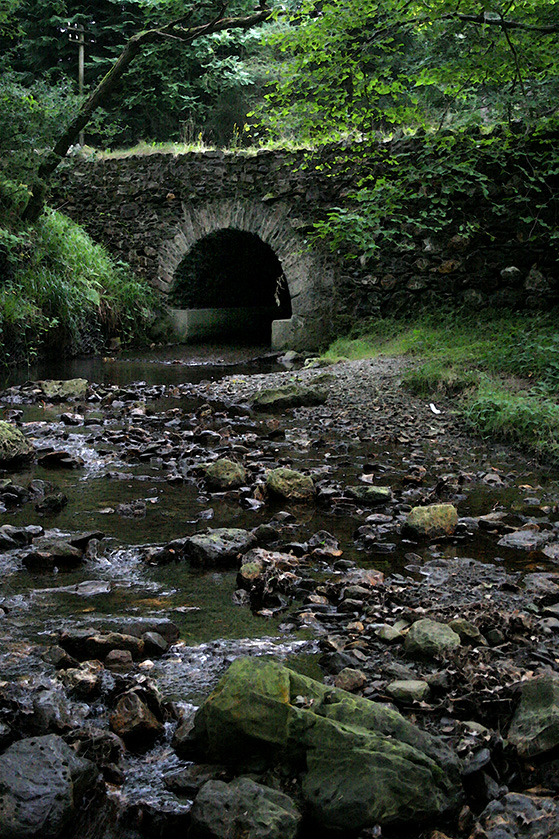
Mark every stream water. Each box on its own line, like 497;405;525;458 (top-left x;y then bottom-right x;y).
1;343;558;837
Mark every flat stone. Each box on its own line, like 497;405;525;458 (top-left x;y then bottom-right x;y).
253;384;327;411
345;485;393;505
185;528;257;567
498;530;553;551
38;378;88;401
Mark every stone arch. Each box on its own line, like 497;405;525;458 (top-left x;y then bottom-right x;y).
158;199;335;349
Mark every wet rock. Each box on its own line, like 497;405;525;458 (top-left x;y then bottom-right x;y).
105;649;134;673
37;449;84;469
141;631;169;657
193;658;462;831
472;792;559;839
185;527;257;567
508;675;559;757
35;492;68;515
59;661;104;698
68;726;124;776
164;764;229;795
59;412;84;425
345;485;393;505
113;618;179;646
204;458;247;490
252;383;327;411
110;690;164;747
402;504;458;539
172;705;198;758
0;420;33;465
237;548;301;600
386;680;431;703
376;624;404;644
405;619;461;659
22;538;83;570
58;628;144;661
190;777;302;839
42;645;79;670
0;733;100;838
334;668;367;692
38;378;88;401
498;529;553;551
0;524;36;548
266;467;315;501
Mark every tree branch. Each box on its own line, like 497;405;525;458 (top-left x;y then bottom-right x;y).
23;5;274;221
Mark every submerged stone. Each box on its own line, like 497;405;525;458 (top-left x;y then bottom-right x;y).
193;658;462;831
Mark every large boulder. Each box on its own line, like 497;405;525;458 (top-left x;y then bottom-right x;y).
0;733;100;838
402;504;458;539
0;422;33;466
266;468;315;501
184;528;257;567
193;658;462;832
508;676;559;757
252;383;327;412
190;777;301;839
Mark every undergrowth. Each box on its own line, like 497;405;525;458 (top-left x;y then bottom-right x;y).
324;310;559;461
0;194;155;366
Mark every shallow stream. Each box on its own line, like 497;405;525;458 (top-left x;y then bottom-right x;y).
1;343;558;836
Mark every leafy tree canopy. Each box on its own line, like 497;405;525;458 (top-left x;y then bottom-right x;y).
262;0;559;139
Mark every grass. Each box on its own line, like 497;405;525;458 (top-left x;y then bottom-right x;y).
323;310;559;461
0;200;155;366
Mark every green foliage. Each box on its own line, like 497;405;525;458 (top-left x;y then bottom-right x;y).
310;126;559;262
0;204;155;365
5;0;272;148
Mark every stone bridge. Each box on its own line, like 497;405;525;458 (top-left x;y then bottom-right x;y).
52;141;556;350
53;149;344;350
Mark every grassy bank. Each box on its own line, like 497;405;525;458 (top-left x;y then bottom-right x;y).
0;191;155;367
324;311;559;461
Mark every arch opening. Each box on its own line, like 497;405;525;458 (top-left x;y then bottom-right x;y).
168;228;292;343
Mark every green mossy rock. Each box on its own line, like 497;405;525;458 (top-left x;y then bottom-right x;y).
346;485;393;505
402;503;458;539
253;383;327;412
193;658;462;831
266;467;315;501
190;777;301;839
204;459;247;490
508;676;559;757
38;378;89;401
404;619;461;660
0;421;33;465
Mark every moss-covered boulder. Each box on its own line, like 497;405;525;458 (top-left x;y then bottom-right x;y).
402;503;458;539
404;619;461;660
204;459;247;491
508;676;559;757
0;421;34;466
193;658;462;831
253;383;327;412
266;467;315;501
345;485;393;505
38;378;88;401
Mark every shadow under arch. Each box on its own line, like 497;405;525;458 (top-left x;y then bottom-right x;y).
167;228;292;343
158;199;335;349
